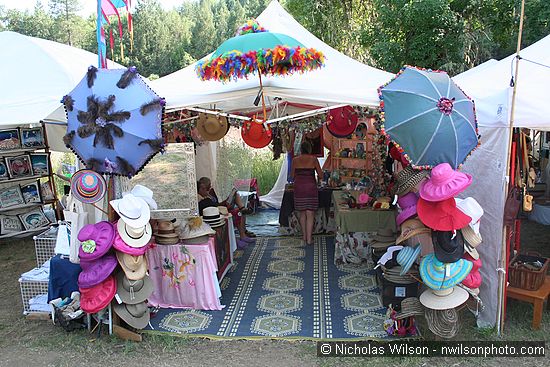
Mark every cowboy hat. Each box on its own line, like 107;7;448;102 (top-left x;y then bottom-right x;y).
113;301;150;330
326;105;358;138
79;275;117;314
396;245;421;276
112;227;149;256
127;184;157;210
117;219;152;248
78;221;115;261
110;193;151;228
116;252;147;281
419;286;469;310
115;271;153;304
417;197;471;231
394;166;429;196
78;253;118;289
241;119;272;149
196;113;229;141
396;218;431;245
70;169;107;204
432;230;465;263
420;253;473;290
419;163;472;202
153;221;180;245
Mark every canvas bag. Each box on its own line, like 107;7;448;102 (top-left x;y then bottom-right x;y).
63;194;89;264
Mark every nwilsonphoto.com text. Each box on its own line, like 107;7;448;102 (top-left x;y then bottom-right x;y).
317;341;545;357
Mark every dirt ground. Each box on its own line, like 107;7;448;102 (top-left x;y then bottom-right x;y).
0;221;549;367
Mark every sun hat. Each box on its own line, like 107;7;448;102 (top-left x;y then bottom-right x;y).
217;206;230;216
115;271;153;304
78;253;118;289
417;197;471;231
395;297;424;319
396;245;421;276
419;286;469;310
461;232;479;259
70;169;107;204
127;184;157;210
396;218;431;245
112;226;149;256
153;221;180;245
326;105;358;138
424;307;460;338
432;230;465;263
455;197;483;248
196;113;229;141
463;252;482;270
241;119;272;149
116;219;152;248
202;206;225;228
110;193;151;228
180;216;216;244
79;275;117;314
382;265;419;284
420;253;473;290
377;245;403;266
419;163;472;202
394;166;429;196
78;221;115;261
396;192;419;226
113;301;150;330
116;252;147;281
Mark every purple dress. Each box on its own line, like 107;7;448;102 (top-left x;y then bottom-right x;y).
294;168;318;211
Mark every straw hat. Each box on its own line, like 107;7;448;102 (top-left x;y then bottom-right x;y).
127;184;157;210
113;226;149;256
180;216;216;244
394;166;429;196
116;220;152;248
153;221;180;245
202;206;225;228
420;253;473;290
110;194;151;229
70;169;107;204
424;307;460;338
395;297;424;320
371;228;397;246
382;266;419;284
396;218;431;245
419;286;469;310
116;252;147;281
396;245;421;276
196;113;229;141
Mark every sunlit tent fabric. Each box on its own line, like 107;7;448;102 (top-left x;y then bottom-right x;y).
0;31;122;151
453;33;550;328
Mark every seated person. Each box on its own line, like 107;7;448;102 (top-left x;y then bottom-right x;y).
197;177;255;243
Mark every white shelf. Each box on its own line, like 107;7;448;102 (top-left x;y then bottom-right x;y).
0;174;49;186
0;146;46;155
0;202;43;213
0;226;51;240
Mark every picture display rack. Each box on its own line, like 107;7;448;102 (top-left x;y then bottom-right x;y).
0;122;59;240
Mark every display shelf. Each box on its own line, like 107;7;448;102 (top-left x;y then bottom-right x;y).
0;202;43;213
0;174;49;186
0;146;46;155
0;226;51;240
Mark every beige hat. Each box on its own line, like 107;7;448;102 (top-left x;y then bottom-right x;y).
461;226;482;247
116;252;147;280
115;272;153;304
196;113;228;141
154;221;179;245
419;286;469;310
117;220;152;248
113;301;150;330
395;297;424;319
180;217;215;242
396;218;431;245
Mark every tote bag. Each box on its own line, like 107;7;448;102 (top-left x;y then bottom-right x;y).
63;194;89;264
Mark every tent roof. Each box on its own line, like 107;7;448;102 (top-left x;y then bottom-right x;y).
453;34;550;130
152;0;392;114
0;31;122;128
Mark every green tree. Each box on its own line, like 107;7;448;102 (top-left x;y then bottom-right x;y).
214;0;231;43
190;0;217;59
48;0;81;45
226;0;247;35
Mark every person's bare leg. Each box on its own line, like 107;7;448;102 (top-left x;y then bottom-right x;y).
306;210;315;244
299;211;307;242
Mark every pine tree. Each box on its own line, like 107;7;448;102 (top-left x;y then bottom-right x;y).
48;0;81;45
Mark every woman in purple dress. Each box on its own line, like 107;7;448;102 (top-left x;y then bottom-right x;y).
291;141;323;245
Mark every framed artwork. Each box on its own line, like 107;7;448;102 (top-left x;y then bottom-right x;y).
20;127;45;148
20;180;42;204
18;208;50;231
0;129;21;151
40;180;55;202
0;215;24;234
30;153;50;176
0;159;8;180
0;185;25;208
6;155;33;178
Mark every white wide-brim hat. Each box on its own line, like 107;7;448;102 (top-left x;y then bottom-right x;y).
110;193;150;228
127;184;158;210
117;220;152;248
180;217;216;240
419;286;469;310
455;197;483;234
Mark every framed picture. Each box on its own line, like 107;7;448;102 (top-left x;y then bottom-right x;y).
20;127;45;148
30;153;50;176
0;215;23;234
0;159;8;180
0;129;21;151
5;155;33;178
20;180;42;204
18;208;50;231
0;185;25;208
40;180;55;202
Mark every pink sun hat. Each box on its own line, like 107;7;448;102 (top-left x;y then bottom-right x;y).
112;222;149;256
78;221;115;261
396;192;419;226
419;163;472;202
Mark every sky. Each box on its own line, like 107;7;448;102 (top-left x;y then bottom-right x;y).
0;0;187;16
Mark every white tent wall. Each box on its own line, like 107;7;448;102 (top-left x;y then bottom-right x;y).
260;154;288;209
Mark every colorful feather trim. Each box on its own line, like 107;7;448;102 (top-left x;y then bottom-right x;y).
195;45;325;82
235;19;267;36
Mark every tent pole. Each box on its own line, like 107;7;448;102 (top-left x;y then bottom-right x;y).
497;0;525;336
258;69;267;121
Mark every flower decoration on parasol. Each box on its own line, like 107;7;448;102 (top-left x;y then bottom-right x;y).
195;19;325;121
379;66;479;170
62;66;165;177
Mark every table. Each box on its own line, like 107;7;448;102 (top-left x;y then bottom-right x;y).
507;275;550;329
278;188;336;235
146;238;224;310
279;188;334;226
332;191;396;265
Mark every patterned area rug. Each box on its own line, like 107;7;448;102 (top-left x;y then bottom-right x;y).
146;236;392;340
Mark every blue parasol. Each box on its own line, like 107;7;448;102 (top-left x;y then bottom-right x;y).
379;66;479;169
62;66;164;177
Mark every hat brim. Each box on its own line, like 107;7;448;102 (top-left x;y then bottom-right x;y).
203;218;225;228
197;117;229;141
464;241;479;260
117;220;152;248
111;196;151;228
78;254;118;289
116;272;153;304
417;199;472;231
419;286;469;310
70;169;107;204
182;235;211;244
395;169;429;196
154;232;179;239
113;301;150;329
79;275;117;314
241;122;272;149
398;246;421;276
419;173;473;202
396;227;431;245
461;226;482;247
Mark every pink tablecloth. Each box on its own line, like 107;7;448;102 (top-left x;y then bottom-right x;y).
146;238;223;310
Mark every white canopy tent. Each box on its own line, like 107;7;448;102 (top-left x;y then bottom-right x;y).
452;33;550;328
0;31;122;151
